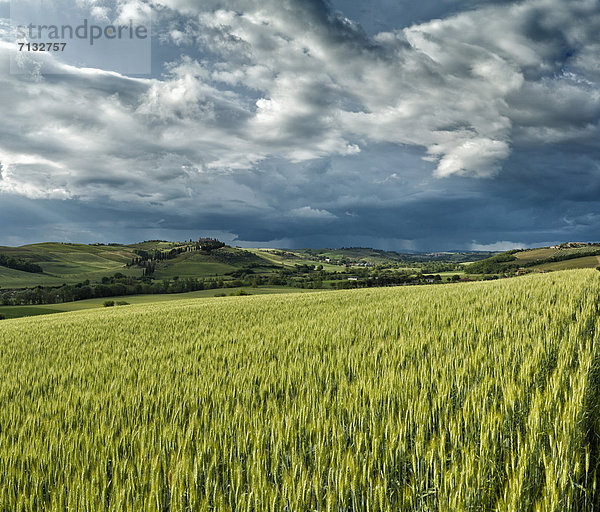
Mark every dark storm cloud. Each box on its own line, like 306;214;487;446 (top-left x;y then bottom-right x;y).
0;0;600;248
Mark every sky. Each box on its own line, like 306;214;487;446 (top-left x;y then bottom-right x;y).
0;0;599;251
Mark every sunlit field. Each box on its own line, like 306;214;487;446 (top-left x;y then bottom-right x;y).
1;270;599;510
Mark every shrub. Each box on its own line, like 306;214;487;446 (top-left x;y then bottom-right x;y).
229;289;251;296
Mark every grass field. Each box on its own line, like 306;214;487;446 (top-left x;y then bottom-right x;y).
514;247;558;262
532;255;600;272
0;286;317;319
153;258;238;279
0;305;65;318
39;253;128;276
515;246;600;265
0;243;281;289
0;266;66;288
0;243;287;289
245;249;341;271
0;242;501;292
1;270;599;510
0;243;142;288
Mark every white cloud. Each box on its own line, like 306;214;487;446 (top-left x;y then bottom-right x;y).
0;151;72;199
115;0;152;24
157;0;600;178
0;0;599;210
433;139;511;178
289;206;336;219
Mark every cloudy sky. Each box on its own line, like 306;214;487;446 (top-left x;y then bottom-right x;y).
0;0;599;250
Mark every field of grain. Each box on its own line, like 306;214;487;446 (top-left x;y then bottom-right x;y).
0;286;319;319
1;270;599;510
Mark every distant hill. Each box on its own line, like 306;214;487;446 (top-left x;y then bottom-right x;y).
5;239;599;291
5;239;598;320
291;247;496;265
0;241;497;290
0;242;142;289
0;241;267;290
465;243;600;274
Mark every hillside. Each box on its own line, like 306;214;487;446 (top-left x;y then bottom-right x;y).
0;270;599;510
0;240;494;292
294;247;496;265
5;239;600;321
0;241;487;318
11;239;600;320
0;242;271;290
1;240;501;319
0;242;142;287
465;243;600;274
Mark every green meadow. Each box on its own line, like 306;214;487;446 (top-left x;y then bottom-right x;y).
0;286;316;319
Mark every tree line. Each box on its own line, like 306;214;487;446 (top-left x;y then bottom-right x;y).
128;240;228;275
1;275;224;306
0;254;43;274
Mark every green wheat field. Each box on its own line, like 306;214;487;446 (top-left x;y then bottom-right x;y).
1;270;599;511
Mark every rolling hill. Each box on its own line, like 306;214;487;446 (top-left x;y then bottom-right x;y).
0;242;267;289
0;241;494;291
465;243;600;274
0;242;142;287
